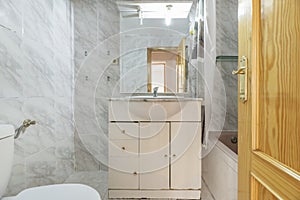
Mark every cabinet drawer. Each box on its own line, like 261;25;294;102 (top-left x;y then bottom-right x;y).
109;139;138;156
109;123;139;140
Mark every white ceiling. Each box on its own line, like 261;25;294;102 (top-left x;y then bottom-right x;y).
117;1;193;19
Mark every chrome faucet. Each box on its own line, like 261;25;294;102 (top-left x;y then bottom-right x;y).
153;87;159;97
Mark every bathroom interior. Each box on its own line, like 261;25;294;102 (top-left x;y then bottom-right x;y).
0;0;238;199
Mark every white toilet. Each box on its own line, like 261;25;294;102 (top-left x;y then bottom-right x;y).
0;124;101;200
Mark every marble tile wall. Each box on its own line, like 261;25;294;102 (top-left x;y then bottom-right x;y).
73;0;121;173
202;0;238;156
0;0;73;196
215;0;238;131
203;0;238;135
189;0;205;99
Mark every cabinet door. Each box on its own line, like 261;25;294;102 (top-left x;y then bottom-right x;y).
171;122;201;189
109;157;139;189
139;122;169;189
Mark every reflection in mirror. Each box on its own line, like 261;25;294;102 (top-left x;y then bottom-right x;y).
147;43;187;93
118;1;194;94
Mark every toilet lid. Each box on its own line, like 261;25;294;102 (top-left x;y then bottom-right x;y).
13;184;101;200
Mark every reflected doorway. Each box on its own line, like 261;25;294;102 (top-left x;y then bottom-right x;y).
147;43;186;93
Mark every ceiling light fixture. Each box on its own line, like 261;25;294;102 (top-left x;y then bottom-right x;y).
165;5;172;26
139;9;144;25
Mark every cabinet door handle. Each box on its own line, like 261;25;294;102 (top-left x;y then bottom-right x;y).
122;130;126;134
133;171;138;175
121;147;126;150
164;154;168;158
172;154;176;157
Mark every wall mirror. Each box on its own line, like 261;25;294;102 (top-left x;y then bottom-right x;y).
117;1;195;94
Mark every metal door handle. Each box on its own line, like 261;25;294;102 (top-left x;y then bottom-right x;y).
232;66;246;75
232;56;248;103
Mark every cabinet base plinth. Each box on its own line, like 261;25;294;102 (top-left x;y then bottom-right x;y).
108;190;201;199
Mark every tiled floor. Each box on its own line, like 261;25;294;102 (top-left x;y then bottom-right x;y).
65;171;215;200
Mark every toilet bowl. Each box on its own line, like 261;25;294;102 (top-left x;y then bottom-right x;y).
2;184;100;200
0;124;101;200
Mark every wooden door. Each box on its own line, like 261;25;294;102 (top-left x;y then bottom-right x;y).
238;0;300;199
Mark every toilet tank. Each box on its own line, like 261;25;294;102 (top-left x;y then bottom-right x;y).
0;125;14;198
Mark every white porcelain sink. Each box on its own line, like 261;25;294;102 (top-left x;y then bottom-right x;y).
129;95;184;100
127;100;187;120
109;99;202;121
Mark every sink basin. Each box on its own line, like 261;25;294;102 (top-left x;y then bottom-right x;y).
129;95;184;100
127;100;187;120
109;98;202;121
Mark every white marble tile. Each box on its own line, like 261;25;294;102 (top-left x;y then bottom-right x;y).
25;147;57;188
24;141;75;188
22;0;54;49
4;144;26;196
79;133;108;166
95;97;109;135
215;0;238;131
0;98;25;125
0;30;24;97
1;0;73;195
54;139;75;182
4;163;26;197
0;0;24;35
216;0;238;55
20;39;56;97
97;0;119;42
73;0;97;61
75;130;101;171
95;64;121;98
53;0;72;56
216;62;238;131
74;95;100;135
